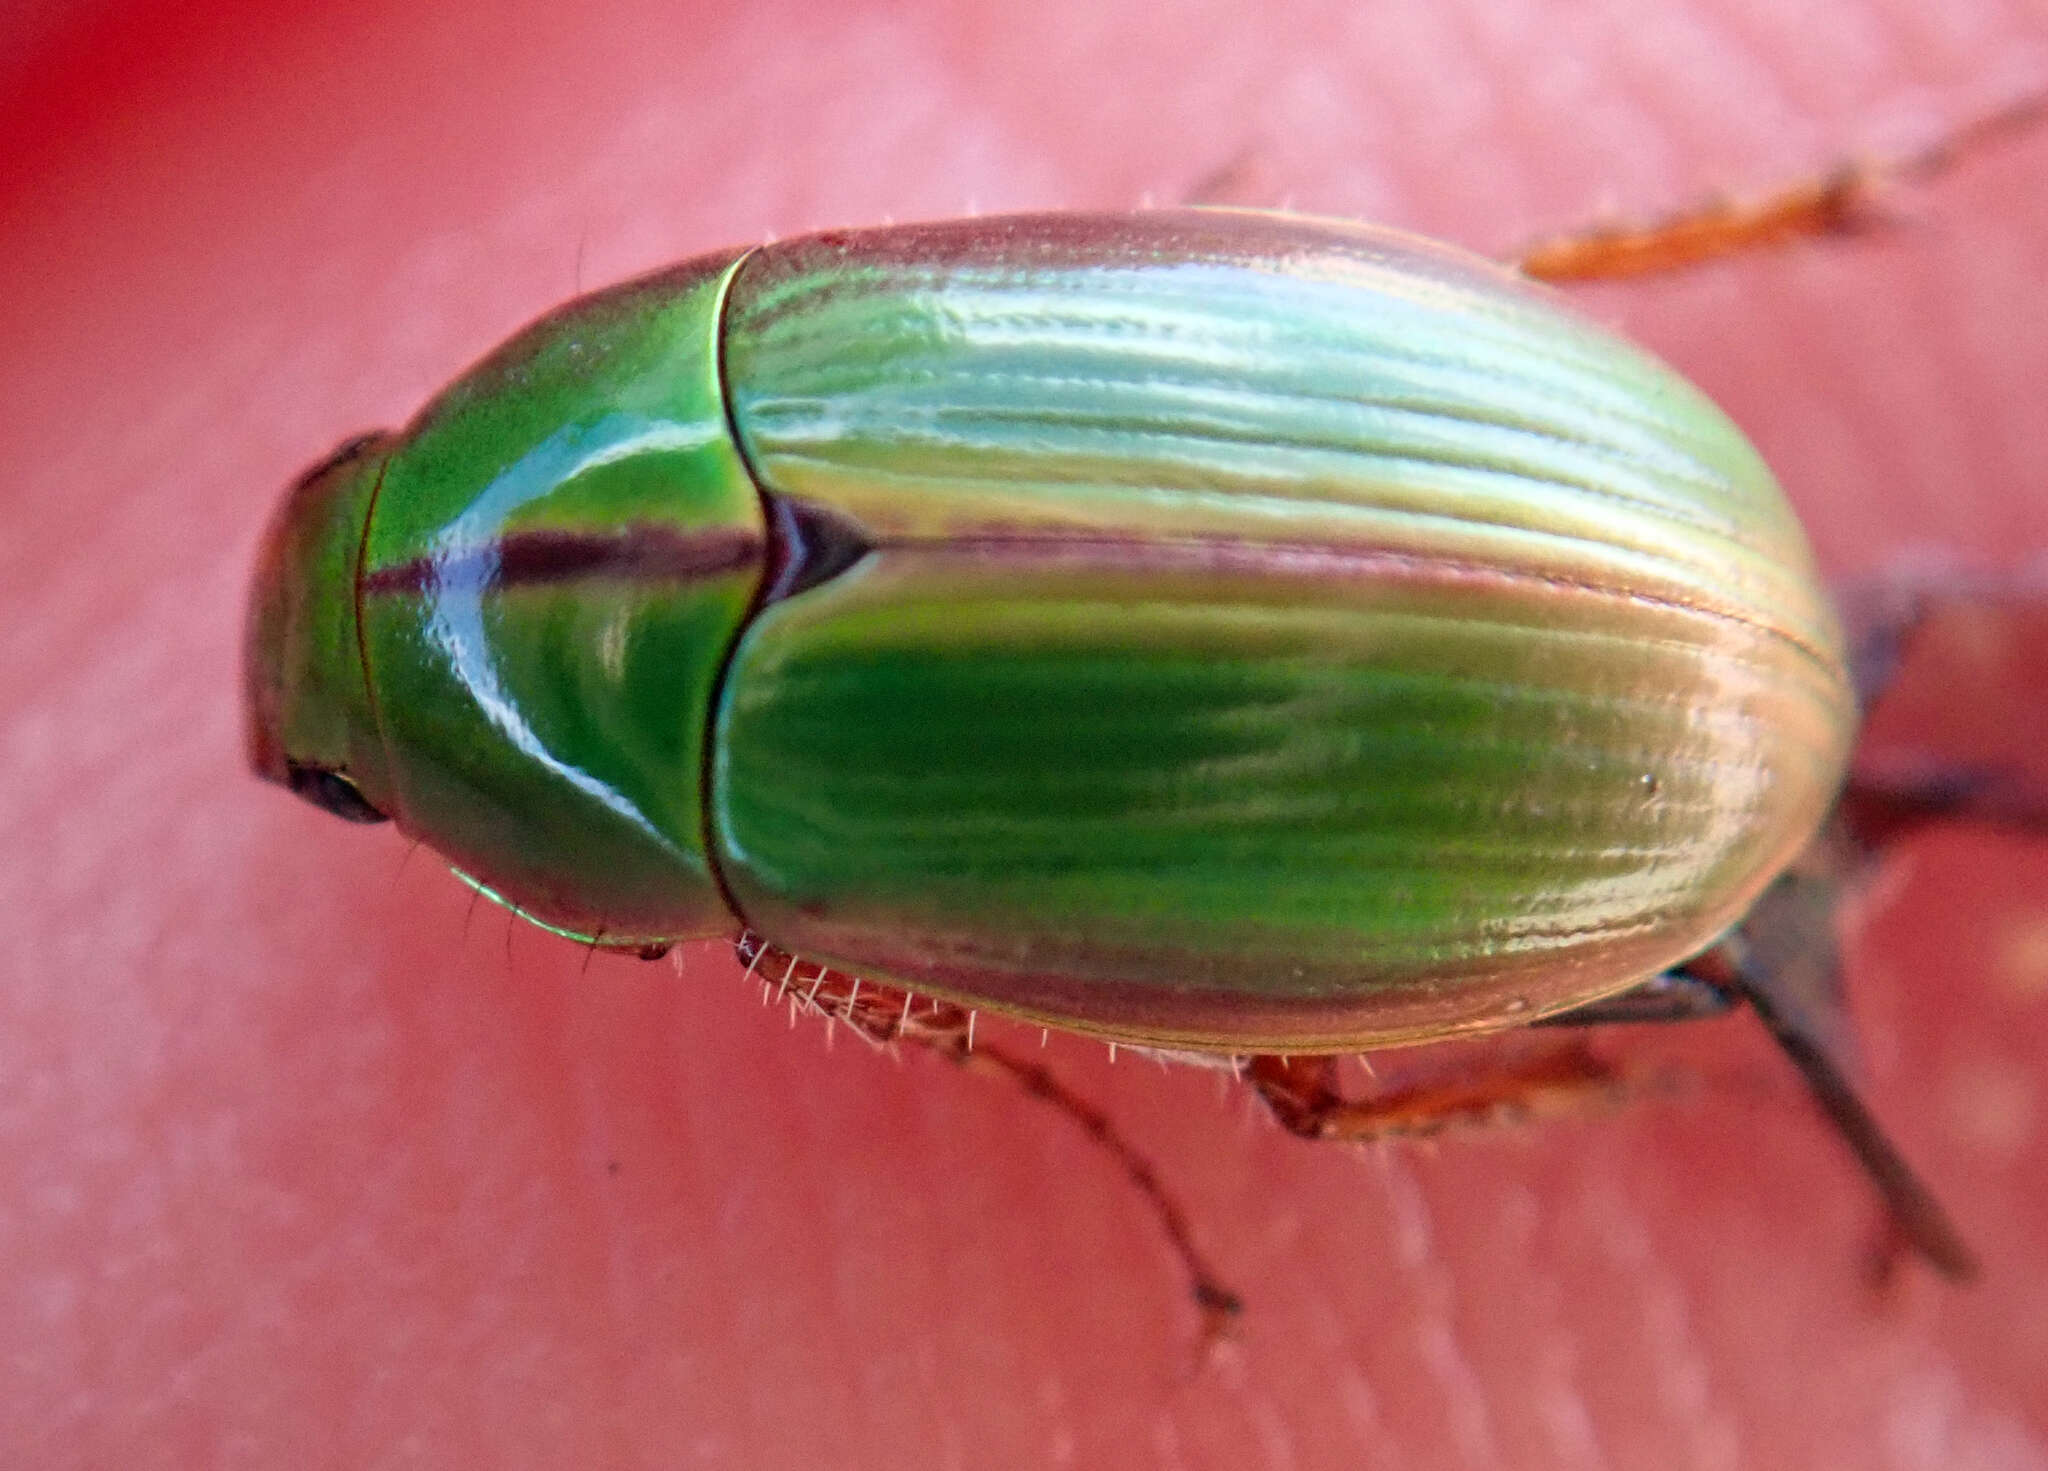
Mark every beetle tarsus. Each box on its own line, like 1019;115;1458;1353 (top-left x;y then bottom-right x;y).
1515;88;2048;283
1719;941;1981;1283
727;937;1246;1335
1693;898;1983;1283
961;1036;1245;1339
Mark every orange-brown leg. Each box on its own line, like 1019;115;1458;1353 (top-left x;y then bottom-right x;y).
1244;1042;1635;1144
1515;91;2045;283
729;935;1243;1343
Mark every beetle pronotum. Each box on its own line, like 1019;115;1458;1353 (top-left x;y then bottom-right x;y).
248;104;2042;1324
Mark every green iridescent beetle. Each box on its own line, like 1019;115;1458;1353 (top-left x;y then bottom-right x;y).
246;208;1978;1306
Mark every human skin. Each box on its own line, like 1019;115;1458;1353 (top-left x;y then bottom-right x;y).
4;1;2047;1467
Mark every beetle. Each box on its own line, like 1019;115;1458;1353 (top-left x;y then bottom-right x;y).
247;198;2003;1322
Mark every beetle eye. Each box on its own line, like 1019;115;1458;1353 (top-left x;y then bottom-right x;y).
286;763;389;824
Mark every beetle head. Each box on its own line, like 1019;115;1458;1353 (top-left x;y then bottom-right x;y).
245;431;397;825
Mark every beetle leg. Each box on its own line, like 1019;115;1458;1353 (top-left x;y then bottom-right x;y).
1528;968;1738;1028
1829;564;2048;712
728;936;1244;1338
1834;569;2048;846
1836;570;1945;713
950;1041;1245;1343
1838;767;2048;849
1514;90;2044;283
1691;874;1981;1282
1244;1044;1633;1144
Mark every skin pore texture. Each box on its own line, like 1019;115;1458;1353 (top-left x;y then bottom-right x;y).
5;1;2048;1466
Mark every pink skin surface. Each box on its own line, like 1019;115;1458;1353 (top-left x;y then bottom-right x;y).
6;1;2048;1466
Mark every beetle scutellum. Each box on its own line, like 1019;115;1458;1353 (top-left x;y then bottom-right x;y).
247;172;2019;1320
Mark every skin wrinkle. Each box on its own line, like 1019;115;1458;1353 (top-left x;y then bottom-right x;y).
1377;1150;1505;1471
1589;1181;1741;1471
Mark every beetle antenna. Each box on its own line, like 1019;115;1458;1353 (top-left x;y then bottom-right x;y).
1692;872;1981;1282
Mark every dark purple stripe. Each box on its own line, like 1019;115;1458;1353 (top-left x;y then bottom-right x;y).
362;525;763;595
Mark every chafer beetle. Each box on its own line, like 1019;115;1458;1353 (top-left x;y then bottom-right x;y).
250;161;2036;1319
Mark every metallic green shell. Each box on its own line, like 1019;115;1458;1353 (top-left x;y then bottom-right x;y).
707;211;1852;1050
248;208;1855;1049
